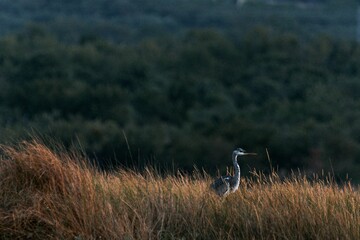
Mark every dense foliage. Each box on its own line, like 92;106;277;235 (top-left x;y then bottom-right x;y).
1;25;360;180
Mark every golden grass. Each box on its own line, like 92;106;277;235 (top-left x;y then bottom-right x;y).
0;141;359;239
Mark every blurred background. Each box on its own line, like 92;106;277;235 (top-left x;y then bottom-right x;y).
0;0;359;180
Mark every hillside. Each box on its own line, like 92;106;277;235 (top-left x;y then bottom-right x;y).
0;141;358;239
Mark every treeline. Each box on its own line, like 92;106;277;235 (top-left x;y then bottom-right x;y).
1;27;360;179
0;0;356;42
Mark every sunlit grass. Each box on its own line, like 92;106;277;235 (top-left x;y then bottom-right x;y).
0;141;359;239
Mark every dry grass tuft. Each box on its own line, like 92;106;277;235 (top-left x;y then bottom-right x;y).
0;141;359;239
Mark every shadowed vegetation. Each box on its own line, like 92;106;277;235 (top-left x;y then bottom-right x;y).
0;141;359;239
2;27;360;180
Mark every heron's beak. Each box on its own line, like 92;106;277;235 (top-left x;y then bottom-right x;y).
243;153;257;156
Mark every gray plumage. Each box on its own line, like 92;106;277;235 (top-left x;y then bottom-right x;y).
211;148;256;197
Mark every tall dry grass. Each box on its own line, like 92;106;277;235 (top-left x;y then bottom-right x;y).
0;141;359;239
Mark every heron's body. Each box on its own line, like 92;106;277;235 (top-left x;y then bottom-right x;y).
211;148;255;197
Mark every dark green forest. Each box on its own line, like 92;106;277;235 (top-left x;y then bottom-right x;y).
1;0;360;180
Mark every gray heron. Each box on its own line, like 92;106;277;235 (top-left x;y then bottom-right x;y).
211;148;256;197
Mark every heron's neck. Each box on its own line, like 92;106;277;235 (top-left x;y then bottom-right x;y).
232;152;240;180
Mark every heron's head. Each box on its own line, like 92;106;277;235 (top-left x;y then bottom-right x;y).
234;148;257;156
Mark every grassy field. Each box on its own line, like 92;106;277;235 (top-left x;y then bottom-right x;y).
0;141;359;239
